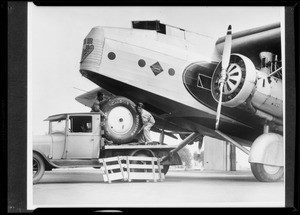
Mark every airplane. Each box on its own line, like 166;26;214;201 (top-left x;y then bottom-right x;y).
75;20;283;182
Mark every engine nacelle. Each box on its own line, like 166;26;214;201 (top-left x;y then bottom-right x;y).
211;54;257;107
251;71;283;118
211;54;283;119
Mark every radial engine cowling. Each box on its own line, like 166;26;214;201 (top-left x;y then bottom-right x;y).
211;54;257;108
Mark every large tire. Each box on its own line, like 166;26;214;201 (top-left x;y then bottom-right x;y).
250;163;284;182
102;97;141;144
33;152;45;184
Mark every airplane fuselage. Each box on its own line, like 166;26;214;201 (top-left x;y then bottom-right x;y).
79;26;277;142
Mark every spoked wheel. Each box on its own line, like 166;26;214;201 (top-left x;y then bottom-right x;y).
132;152;151;173
130;151;167;182
250;163;284;182
33;152;45;184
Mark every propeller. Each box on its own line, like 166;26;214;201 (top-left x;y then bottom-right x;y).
215;25;232;130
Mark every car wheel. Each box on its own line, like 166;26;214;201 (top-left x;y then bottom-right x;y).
33;152;45;184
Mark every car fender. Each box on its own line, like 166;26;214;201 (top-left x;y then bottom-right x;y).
33;150;59;169
33;135;52;157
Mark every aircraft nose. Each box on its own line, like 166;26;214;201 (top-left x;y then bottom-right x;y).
80;27;105;74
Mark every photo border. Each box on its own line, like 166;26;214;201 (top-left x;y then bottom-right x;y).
5;1;299;213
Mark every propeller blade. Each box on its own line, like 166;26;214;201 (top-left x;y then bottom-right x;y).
221;25;232;70
215;25;232;130
215;82;225;130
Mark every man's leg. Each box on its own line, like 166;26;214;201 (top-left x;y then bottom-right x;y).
143;124;153;143
137;132;146;143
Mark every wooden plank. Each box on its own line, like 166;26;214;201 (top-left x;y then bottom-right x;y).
104;164;127;170
129;172;162;180
127;156;158;162
101;159;111;183
126;156;131;182
157;158;163;182
117;156;126;181
103;172;125;182
127;164;158;169
152;159;156;182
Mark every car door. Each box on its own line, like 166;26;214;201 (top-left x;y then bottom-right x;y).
66;115;96;158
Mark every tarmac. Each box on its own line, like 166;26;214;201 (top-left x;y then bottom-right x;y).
30;167;285;209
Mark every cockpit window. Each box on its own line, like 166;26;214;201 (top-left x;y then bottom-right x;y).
132;20;166;34
69;116;93;133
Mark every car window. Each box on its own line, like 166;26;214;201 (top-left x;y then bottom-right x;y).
69;116;93;133
50;120;66;134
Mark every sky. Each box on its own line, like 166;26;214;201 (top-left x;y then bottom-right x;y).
28;5;283;138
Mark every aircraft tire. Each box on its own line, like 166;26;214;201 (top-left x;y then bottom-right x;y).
33;152;45;184
102;97;141;144
250;163;283;182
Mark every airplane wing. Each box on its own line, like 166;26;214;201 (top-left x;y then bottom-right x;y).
75;88;189;136
215;22;281;67
75;87;115;108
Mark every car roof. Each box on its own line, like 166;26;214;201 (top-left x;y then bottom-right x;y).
44;112;100;121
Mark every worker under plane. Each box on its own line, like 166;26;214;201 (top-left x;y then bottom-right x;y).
76;20;283;182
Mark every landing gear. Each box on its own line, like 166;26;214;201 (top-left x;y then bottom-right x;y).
250;163;283;182
215;129;283;182
249;132;284;182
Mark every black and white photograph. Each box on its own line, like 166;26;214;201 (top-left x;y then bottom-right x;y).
20;3;293;210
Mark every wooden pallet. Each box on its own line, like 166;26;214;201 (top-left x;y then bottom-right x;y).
98;156;164;183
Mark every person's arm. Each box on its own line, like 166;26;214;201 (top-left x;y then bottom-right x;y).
99;110;107;118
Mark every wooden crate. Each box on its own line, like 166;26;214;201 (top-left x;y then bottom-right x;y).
99;156;164;183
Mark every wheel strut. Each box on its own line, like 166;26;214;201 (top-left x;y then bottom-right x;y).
215;130;250;155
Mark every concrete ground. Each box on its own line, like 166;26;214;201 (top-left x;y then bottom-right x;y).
30;168;285;209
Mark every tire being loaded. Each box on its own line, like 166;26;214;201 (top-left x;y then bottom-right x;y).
102;97;141;144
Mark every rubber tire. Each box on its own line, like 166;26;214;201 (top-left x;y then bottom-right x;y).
162;165;170;175
132;151;168;175
33;153;45;184
250;163;284;182
102;97;141;144
131;152;151;176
